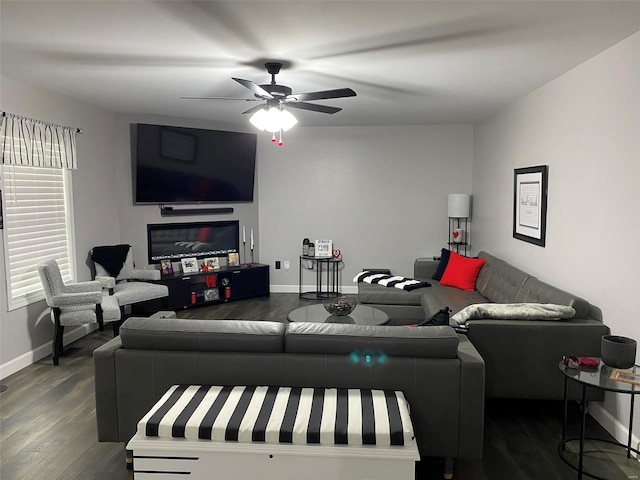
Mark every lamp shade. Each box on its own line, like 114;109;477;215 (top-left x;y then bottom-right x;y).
448;194;471;218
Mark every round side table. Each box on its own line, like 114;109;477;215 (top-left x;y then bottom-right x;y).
558;359;640;480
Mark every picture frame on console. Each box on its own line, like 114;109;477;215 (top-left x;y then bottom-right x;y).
180;257;199;274
203;257;220;271
513;165;548;247
160;259;173;276
227;252;240;267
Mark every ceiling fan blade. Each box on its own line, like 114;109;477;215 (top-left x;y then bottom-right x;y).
306;24;508;61
285;102;342;114
181;96;259;101
232;78;273;99
285;88;356;102
241;104;268;115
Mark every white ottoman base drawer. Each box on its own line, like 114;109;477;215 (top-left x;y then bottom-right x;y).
127;434;419;480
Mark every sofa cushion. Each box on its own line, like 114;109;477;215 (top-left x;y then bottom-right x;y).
421;283;489;317
285;322;459;359
432;248;451;281
475;251;532;303
413;258;439;280
440;252;486;291
112;281;169;305
518;278;591;318
358;282;429;306
474;252;592;317
119;317;285;352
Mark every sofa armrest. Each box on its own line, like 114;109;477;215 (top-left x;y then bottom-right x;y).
95;275;116;291
94;336;122;441
129;268;161;281
414;258;439;280
466;318;610;399
62;280;102;294
49;290;103;308
457;335;485;460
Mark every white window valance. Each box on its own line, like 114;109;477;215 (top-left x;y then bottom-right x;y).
0;112;80;170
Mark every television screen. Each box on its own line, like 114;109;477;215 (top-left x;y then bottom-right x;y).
134;123;257;204
147;221;239;263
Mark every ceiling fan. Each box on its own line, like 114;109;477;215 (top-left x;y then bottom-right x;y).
181;62;356;145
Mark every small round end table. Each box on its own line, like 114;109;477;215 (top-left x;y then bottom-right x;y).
559;359;640;480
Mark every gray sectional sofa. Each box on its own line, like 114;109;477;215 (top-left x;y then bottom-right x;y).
358;251;610;400
94;316;485;463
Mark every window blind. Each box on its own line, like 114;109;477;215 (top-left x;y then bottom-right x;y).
2;164;75;310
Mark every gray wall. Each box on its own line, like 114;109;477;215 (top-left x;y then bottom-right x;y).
472;32;640;445
257;125;473;292
0;76;119;375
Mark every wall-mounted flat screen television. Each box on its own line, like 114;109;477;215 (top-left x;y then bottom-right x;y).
147;221;239;263
134;123;257;204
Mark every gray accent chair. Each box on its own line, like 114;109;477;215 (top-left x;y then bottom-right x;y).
38;259;120;365
90;245;169;334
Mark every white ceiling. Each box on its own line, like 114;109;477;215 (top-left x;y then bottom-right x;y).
2;1;640;128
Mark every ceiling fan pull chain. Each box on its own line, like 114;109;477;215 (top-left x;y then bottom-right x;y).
278;129;284;147
271;132;277;143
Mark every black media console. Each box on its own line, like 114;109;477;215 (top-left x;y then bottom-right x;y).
132;264;269;314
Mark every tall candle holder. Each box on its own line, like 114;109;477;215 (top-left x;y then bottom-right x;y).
248;228;255;266
242;225;247;266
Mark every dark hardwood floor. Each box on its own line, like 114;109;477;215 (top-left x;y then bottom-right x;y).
1;293;637;479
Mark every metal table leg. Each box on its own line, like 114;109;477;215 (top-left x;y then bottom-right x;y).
628;393;635;458
578;384;586;480
562;375;568;451
316;260;322;297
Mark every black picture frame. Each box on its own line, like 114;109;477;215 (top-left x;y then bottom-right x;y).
513;165;548;247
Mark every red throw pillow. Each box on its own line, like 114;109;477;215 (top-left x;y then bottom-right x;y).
439;251;486;291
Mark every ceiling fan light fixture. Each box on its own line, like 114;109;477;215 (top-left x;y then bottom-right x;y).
249;107;297;133
277;108;298;132
249;108;267;131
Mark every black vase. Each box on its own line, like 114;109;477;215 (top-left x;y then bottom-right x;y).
601;335;637;369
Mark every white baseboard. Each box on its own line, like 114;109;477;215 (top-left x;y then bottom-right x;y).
270;284;299;294
270;285;358;294
589;401;640;457
0;324;95;380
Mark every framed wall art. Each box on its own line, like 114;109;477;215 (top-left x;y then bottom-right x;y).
314;239;333;258
513;165;548;247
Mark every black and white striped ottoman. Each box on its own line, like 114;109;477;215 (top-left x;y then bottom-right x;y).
126;385;420;480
